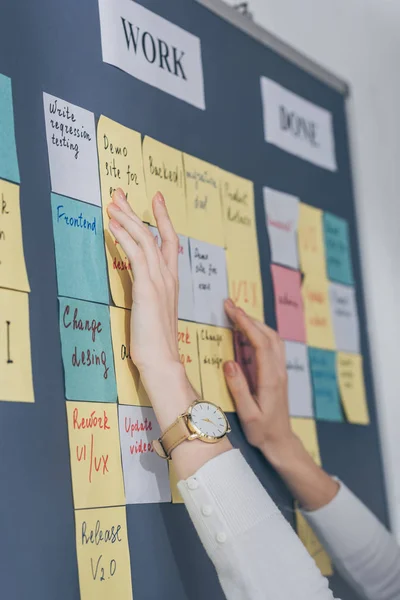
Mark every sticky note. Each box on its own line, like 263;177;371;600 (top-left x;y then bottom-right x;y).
220;169;264;320
189;239;229;327
118;405;171;504
263;187;299;269
97;115;147;308
149;227;195;321
302;276;335;350
285;342;313;417
0;179;30;292
43;93;100;205
298;204;326;277
109;306;143;406
0;288;34;402
271;265;306;342
66;402;125;509
290;418;321;465
75;506;133;600
308;348;342;422
234;330;256;395
329;283;360;353
59;298;117;402
337;353;369;425
324;213;354;285
0;74;20;183
178;320;202;394
296;510;333;577
169;462;184;504
197;325;235;412
142;136;186;233
184;154;224;246
51;194;109;304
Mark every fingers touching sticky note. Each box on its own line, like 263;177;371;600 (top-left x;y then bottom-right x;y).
110;306;142;406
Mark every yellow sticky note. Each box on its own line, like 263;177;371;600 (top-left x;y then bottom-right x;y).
169;462;184;504
142;136;186;233
298;204;326;277
0;288;34;402
296;509;333;577
337;353;369;425
291;418;321;466
226;243;264;320
0;179;30;292
97;116;147;308
184;154;224;246
66;402;125;509
197;325;235;412
75;506;133;600
302;276;335;350
110;306;142;406
178;320;202;395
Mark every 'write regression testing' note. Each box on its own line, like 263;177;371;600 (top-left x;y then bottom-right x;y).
59;298;117;402
66;402;125;509
75;506;133;600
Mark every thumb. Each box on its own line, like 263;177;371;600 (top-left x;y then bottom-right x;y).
223;361;259;421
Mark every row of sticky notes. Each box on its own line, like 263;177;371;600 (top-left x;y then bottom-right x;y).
264;187;354;285
43;93;264;321
58;296;235;411
0;74;34;403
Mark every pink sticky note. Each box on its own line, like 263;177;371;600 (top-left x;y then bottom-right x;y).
234;330;257;395
271;265;306;342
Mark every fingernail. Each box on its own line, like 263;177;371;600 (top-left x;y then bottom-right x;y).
224;361;237;376
113;188;126;205
154;192;165;204
225;298;234;308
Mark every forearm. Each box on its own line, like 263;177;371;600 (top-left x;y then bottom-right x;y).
261;435;339;511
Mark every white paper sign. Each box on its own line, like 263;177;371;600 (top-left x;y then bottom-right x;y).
285;341;314;417
98;0;205;110
260;77;337;171
149;227;195;321
189;239;229;327
118;405;171;504
329;283;360;353
43;93;101;206
263;187;299;269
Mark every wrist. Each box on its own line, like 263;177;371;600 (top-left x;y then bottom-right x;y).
259;434;309;472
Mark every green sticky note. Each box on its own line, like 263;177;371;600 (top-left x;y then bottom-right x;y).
51;194;109;304
308;347;343;422
323;213;354;285
59;297;117;402
0;73;20;183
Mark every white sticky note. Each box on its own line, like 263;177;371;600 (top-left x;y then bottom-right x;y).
285;341;314;417
329;283;360;353
118;405;171;504
98;0;205;110
260;77;337;171
43;93;101;205
263;187;299;269
189;239;229;327
149;227;195;321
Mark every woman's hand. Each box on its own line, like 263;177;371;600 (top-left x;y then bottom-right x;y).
107;188;195;429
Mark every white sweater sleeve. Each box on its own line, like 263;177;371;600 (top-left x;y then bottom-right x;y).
303;481;400;600
178;449;339;600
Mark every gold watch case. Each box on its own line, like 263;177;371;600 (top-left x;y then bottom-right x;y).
185;401;231;443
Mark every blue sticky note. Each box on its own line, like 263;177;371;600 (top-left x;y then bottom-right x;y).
308;347;343;422
323;213;354;285
51;194;109;304
59;297;117;402
0;74;20;183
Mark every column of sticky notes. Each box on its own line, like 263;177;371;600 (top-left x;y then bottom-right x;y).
0;73;34;404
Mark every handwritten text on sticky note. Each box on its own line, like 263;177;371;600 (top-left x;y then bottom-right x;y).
198;325;235;412
337;353;369;425
302;277;335;350
264;187;299;269
308;348;342;422
285;341;313;417
324;212;353;285
298;204;326;276
271;264;305;342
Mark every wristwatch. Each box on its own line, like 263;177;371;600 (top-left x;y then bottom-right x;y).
153;400;231;459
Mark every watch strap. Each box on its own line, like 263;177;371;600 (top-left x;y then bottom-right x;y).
153;415;192;459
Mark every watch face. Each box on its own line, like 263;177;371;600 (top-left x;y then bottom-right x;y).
190;402;228;439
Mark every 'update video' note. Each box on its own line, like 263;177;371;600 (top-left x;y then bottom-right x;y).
66;401;125;509
0;179;30;292
59;298;117;402
43;93;100;206
118;405;171;504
